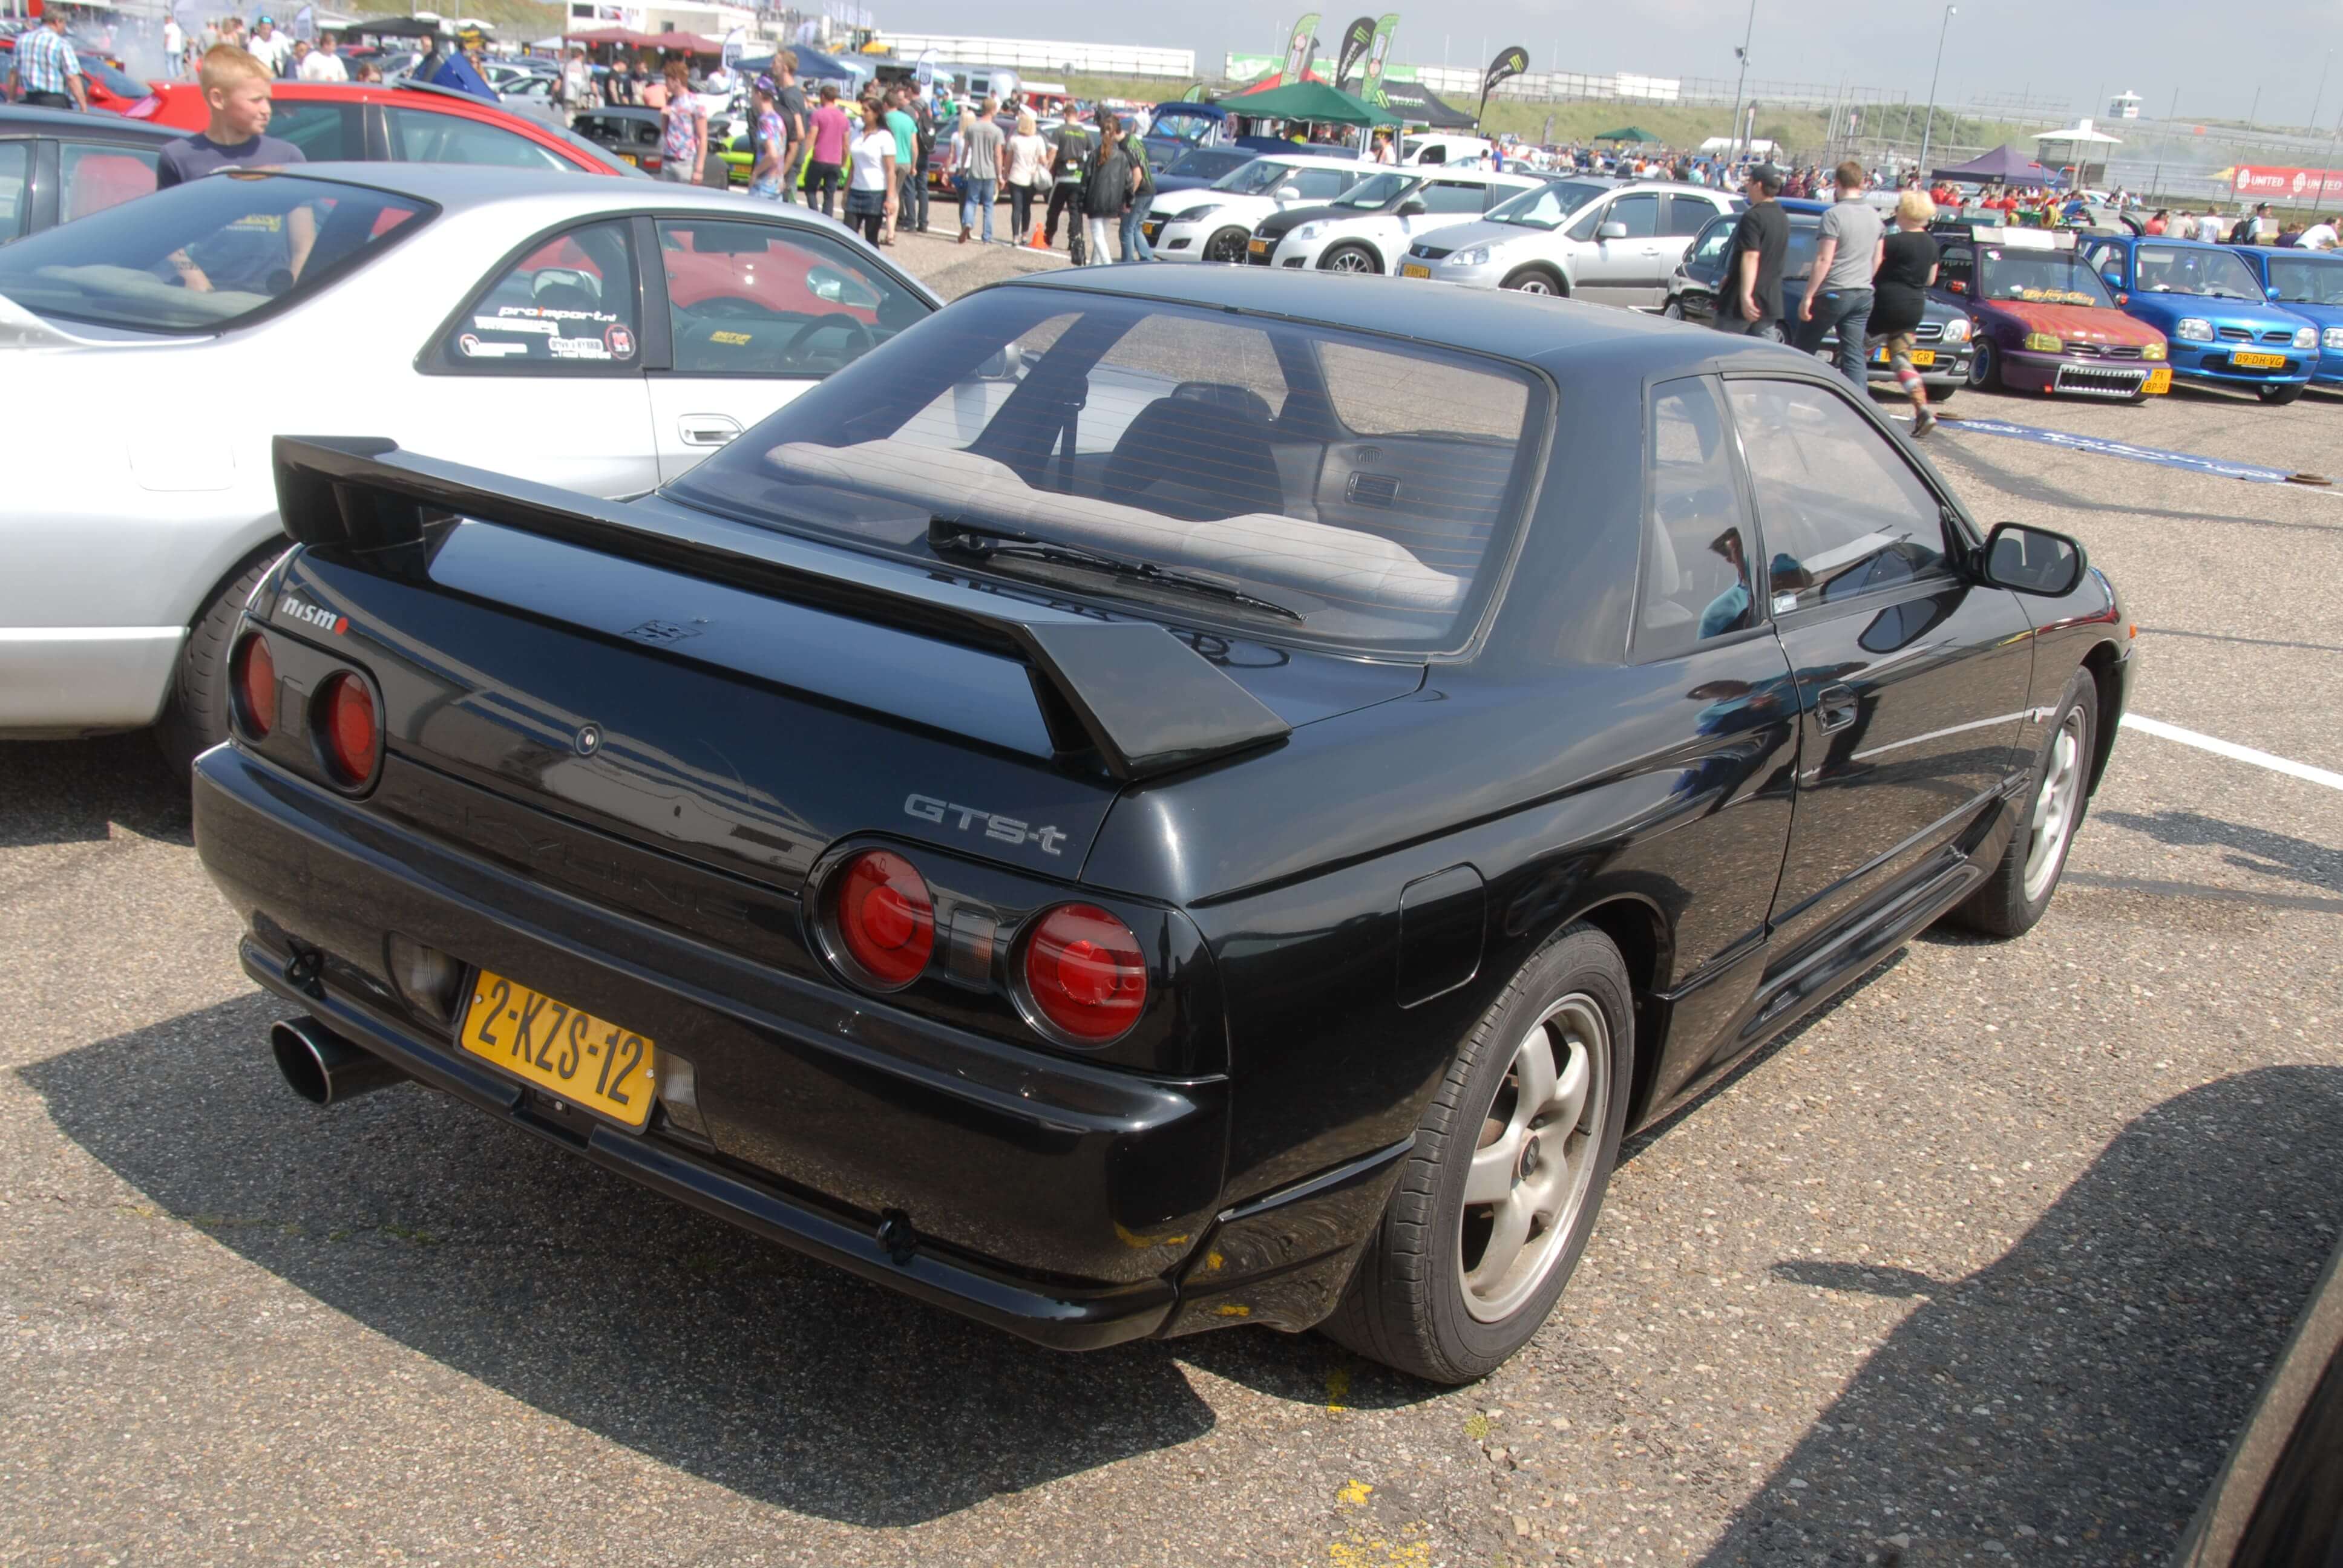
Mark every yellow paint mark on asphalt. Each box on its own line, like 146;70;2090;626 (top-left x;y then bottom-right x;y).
1463;1413;1491;1440
1327;1530;1432;1566
1337;1480;1373;1506
1205;1249;1225;1272
1326;1367;1351;1411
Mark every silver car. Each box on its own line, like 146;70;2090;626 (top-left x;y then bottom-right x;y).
1401;178;1741;309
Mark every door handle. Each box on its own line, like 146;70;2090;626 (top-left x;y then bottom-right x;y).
677;414;741;448
1817;684;1858;733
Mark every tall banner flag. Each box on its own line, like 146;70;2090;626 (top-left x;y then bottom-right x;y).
1358;13;1400;104
1282;13;1320;82
291;3;316;41
1181;80;1209;101
1478;42;1529;125
1334;16;1375;89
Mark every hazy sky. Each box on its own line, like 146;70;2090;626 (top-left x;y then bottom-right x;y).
877;0;2343;128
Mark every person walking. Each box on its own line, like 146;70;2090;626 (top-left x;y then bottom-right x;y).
907;85;936;232
883;85;918;242
957;96;1004;243
1005;108;1049;242
1045;110;1092;253
1712;163;1789;335
1868;189;1942;437
552;45;593;123
770;51;807;203
298;32;348;81
805;80;850;217
163;12;186;78
8;13;87;110
246;16;290;76
842;97;897;245
657;60;707;185
1080;111;1138;266
1797;160;1885;390
2195;207;2226;243
748;74;787;199
1118;121;1155;261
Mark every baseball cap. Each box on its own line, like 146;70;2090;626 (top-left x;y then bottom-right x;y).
753;73;777;94
1748;163;1784;193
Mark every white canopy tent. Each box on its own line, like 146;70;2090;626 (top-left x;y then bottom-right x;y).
2033;117;2123;186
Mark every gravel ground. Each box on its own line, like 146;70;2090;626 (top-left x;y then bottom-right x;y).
4;249;2340;1567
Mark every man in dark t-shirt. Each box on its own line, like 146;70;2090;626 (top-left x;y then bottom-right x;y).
772;51;808;204
1713;163;1789;335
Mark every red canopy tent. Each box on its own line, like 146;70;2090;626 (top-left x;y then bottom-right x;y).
564;25;658;48
641;30;722;54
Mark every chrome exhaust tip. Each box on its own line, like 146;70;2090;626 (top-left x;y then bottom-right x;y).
270;1016;405;1106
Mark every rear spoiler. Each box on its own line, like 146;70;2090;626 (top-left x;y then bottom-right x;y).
271;436;1291;782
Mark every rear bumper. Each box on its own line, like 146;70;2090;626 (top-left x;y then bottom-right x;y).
0;626;181;732
192;743;1233;1350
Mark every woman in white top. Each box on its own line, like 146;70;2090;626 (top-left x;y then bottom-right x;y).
842;98;898;246
1004;109;1051;244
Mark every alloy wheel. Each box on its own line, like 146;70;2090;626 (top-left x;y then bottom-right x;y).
1324;246;1375;273
1459;994;1611;1322
1509;273;1556;295
2022;708;2087;903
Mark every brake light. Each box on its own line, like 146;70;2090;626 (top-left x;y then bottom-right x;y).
834;849;935;987
234;633;277;739
318;671;380;788
1023;904;1147;1043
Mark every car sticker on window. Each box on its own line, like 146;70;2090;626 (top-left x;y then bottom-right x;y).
476;315;555;335
498;304;621;324
709;330;752;345
548;336;611;360
604;323;636;359
457;333;526;358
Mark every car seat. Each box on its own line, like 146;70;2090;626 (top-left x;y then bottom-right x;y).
1103;382;1286;521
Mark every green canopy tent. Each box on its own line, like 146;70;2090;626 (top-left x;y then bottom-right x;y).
1593;126;1662;143
1223;77;1402;128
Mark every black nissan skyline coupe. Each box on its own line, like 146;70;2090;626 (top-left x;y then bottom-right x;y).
194;267;2134;1383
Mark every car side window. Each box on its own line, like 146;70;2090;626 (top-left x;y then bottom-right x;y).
657;217;924;377
267;102;358;161
1685;219;1733;279
391;107;569;171
0;140;25;239
59;140;158;223
1293;168;1351;200
1725;379;1950;615
1608;193;1662;238
445;220;641;371
1564;199;1608;242
1659;195;1713;237
1937;241;1974;293
1420;180;1487;215
1638;376;1756;661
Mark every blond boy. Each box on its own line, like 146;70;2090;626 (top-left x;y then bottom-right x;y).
156;45;313;290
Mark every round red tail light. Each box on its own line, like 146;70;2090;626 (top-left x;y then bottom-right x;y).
1023;904;1147;1044
234;633;277;739
319;671;380;788
834;849;935;988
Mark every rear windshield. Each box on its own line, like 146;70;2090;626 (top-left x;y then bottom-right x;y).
666;289;1550;653
0;171;429;334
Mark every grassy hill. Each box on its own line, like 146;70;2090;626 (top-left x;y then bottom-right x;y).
349;0;563;41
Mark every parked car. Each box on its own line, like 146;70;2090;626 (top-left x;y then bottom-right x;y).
1662;201;1975;396
1142;153;1371;263
192;267;2130;1385
139;78;634;178
0;163;937;769
571;104;667;172
1247;166;1546;274
1925;223;2169;400
2080;234;2316;403
1402;177;1740;307
0;30;151;113
0;104;179;242
1150;145;1255;197
2228;244;2343;393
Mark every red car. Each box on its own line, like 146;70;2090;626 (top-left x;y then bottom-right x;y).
0;31;152;113
137;79;634;178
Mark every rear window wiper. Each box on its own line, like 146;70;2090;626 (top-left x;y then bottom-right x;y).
928;518;1305;623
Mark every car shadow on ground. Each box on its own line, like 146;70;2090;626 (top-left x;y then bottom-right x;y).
0;736;191;850
1697;1064;2343;1566
2095;807;2342;894
18;991;1446;1526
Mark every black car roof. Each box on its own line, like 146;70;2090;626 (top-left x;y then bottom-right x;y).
0;105;179;141
992;266;1814;379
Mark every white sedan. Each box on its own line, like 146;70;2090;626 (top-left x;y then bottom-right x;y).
1248;166;1547;274
0;162;939;769
1141;154;1371;264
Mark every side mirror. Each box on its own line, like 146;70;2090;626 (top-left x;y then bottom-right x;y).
1980;521;2088;597
1275;185;1303;200
1598;220;1630;240
1396;197;1427;216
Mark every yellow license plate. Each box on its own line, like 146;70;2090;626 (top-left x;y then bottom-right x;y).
2145;367;2172;394
1871;348;1937;366
618;152;637;165
1248;238;1269;255
460;970;655;1129
2233;351;2287;368
1400;263;1431;278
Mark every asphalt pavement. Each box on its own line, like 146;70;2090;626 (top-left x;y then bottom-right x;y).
4;245;2340;1567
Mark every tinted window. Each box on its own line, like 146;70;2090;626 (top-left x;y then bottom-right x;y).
657;217;925;376
268;101;358;161
448;219;640;369
1937;241;1975;290
1726;381;1948;613
1639;377;1754;660
1487;179;1606;230
1292;168;1352;200
1608;194;1660;238
0;173;427;333
1420;180;1488;215
1660;194;1714;237
667;290;1550;652
1685;216;1733;276
0;140;29;238
391;107;569;170
59;140;158;223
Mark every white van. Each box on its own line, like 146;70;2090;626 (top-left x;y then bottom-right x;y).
1401;134;1497;167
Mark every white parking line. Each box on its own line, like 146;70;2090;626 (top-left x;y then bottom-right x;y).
2122;714;2343;791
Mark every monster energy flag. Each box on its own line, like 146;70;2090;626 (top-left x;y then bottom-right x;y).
1282;13;1321;82
1334;16;1376;89
1357;13;1400;104
1477;44;1529;127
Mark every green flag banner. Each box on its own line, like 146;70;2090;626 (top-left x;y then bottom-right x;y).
1358;13;1400;105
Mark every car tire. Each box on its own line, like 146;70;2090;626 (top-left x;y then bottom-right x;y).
1203;226;1250;264
1320;923;1635;1384
1929;381;1958;403
154;547;281;781
1320;243;1381;274
1947;665;2098;939
1661;299;1685;320
2258;382;2306;405
1500;266;1564;296
1970;338;2002;391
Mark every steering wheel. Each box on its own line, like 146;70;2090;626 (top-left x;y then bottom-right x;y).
784;311;874;364
689;295;773;319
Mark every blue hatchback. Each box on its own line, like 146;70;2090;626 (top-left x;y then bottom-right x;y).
2083;235;2318;402
2229;245;2343;390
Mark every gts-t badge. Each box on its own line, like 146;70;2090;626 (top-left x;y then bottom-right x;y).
905;794;1068;856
